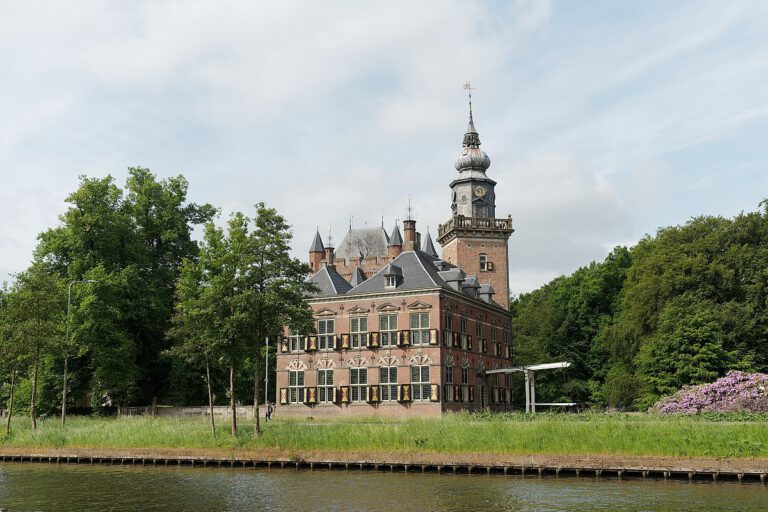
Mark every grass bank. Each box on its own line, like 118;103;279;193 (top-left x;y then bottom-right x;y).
1;413;768;459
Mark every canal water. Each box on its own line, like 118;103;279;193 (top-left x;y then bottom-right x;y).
0;463;766;511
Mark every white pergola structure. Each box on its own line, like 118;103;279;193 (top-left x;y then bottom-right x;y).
486;362;574;413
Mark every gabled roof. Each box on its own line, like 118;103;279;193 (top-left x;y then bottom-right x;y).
308;265;353;297
335;226;390;261
309;230;325;253
422;231;439;258
388;224;403;246
349;251;441;294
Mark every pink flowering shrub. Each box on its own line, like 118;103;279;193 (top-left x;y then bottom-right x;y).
654;371;768;414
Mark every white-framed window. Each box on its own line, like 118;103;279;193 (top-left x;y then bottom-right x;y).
411;365;430;401
443;312;453;332
410;312;429;345
476;318;482;338
350;367;368;402
445;365;454;401
460;316;467;333
350;316;368;349
479;254;488;271
385;275;397;288
492;326;498;342
380;366;398;401
317;319;335;350
380;314;397;347
288;370;304;403
461;367;470;401
288;335;302;353
317;369;333;403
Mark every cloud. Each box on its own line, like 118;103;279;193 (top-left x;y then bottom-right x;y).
1;0;767;296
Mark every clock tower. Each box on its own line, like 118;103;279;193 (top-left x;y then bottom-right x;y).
437;93;514;309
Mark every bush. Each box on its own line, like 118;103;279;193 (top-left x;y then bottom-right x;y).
654;371;768;414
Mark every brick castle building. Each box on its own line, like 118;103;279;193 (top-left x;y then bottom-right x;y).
277;100;515;417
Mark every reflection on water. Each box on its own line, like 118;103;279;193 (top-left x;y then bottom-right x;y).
0;463;766;512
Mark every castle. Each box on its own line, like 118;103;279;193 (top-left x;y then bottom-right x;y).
276;98;515;417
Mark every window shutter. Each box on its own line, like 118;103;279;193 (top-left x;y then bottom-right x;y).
454;384;461;402
487;261;495;271
469;385;475;402
332;387;339;403
306;387;317;404
307;336;317;352
367;385;380;403
482;339;487;353
398;384;412;402
366;332;380;349
429;329;438;345
467;335;473;351
279;338;288;353
300;337;307;351
279;388;288;405
442;330;448;345
340;386;350;404
430;384;440;402
341;334;350;350
397;330;403;347
402;330;410;347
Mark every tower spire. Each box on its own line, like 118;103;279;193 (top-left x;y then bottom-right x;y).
462;82;480;148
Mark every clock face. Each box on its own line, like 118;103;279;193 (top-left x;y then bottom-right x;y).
474;185;486;198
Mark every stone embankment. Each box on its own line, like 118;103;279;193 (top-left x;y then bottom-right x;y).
1;448;766;483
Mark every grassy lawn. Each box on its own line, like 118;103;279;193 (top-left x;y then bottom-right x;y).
1;412;767;458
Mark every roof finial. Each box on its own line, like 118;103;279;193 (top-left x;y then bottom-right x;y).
349;212;353;232
327;225;333;247
406;194;413;221
462;81;480;147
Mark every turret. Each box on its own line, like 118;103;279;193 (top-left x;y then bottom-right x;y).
309;230;325;273
388;223;403;258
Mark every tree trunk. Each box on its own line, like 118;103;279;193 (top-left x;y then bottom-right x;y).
61;355;68;425
253;340;261;438
30;359;39;431
205;353;216;437
6;369;16;435
229;361;237;437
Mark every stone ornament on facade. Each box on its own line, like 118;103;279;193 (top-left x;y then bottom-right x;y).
460;356;470;369
348;355;368;367
378;355;399;367
409;353;432;366
286;360;307;371
316;357;336;369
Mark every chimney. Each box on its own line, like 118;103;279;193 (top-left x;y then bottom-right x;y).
325;246;335;267
403;219;417;251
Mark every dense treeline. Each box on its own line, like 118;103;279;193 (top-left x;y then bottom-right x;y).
1;168;312;435
512;200;768;410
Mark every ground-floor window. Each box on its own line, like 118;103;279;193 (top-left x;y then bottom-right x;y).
317;369;333;403
445;365;454;401
380;366;397;401
411;365;430;401
350;367;368;402
288;370;304;403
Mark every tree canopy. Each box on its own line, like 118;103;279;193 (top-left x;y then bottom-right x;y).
512;200;768;410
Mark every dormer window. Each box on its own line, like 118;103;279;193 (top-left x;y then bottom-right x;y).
385;275;397;288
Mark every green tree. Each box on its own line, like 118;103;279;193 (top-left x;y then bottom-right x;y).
8;263;64;430
36;169;215;408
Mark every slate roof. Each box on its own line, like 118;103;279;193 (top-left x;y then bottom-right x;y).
349;250;443;294
388;224;403;246
335;226;390;261
349;266;367;287
309;230;325;253
422;231;439;258
308;265;353;297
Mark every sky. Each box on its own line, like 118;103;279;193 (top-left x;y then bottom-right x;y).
1;0;767;295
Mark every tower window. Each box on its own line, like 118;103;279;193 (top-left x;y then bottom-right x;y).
479;254;488;271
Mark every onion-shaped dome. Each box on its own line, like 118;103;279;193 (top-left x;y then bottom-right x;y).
453;109;491;171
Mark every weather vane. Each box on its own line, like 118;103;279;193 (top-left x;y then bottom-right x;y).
463;81;475;122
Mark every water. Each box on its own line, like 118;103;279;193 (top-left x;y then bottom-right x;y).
0;463;766;511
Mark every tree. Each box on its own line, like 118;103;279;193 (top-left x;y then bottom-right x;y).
36;169;215;408
0;283;23;434
168;205;315;437
8;263;63;430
